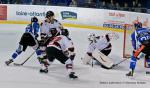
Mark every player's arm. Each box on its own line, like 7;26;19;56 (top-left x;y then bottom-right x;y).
58;21;64;30
63;36;75;60
131;32;137;50
40;22;48;40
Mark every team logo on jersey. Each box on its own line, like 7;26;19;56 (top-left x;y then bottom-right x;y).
61;11;77;20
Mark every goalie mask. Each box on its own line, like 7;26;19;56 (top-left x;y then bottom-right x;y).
88;33;96;41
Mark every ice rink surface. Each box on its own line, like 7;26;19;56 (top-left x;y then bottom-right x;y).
0;24;150;88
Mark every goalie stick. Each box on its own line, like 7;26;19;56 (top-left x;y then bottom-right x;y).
111;58;129;68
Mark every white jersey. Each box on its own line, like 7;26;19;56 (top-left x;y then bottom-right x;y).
47;35;73;51
40;19;62;36
87;36;111;53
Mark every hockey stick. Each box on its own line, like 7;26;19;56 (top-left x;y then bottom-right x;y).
14;37;50;66
111;58;129;68
13;51;35;66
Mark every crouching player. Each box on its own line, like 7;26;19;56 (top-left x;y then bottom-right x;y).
61;29;76;62
5;17;42;65
126;27;150;76
82;33;119;69
40;28;78;79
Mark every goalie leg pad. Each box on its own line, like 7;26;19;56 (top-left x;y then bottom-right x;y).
81;54;93;65
92;49;114;69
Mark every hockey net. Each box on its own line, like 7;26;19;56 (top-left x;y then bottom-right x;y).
123;24;135;58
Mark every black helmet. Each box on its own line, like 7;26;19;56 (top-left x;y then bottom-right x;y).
46;11;54;18
50;28;59;37
134;22;142;29
31;16;38;23
61;29;69;36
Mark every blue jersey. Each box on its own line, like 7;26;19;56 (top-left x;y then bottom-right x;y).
25;22;40;37
131;28;150;50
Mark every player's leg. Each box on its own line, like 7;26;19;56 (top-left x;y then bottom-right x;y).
36;45;50;67
39;46;55;73
126;55;137;76
46;47;78;78
126;45;146;76
144;54;150;74
5;44;25;65
97;48;111;66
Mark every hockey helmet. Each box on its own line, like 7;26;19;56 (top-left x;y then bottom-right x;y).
61;29;69;36
50;28;59;37
31;16;38;23
46;11;54;18
134;22;142;29
88;33;96;41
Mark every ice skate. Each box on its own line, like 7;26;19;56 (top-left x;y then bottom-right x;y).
39;68;48;73
39;63;48;73
69;72;78;79
126;71;134;76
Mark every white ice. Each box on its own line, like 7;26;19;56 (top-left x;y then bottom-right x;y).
0;24;150;88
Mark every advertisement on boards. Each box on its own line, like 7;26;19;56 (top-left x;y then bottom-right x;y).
0;5;7;20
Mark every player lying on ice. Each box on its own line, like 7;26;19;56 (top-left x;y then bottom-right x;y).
126;23;150;76
5;17;42;66
81;32;119;69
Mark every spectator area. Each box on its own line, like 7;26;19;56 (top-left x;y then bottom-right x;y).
0;0;149;13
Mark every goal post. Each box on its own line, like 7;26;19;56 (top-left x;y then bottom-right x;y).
122;24;134;58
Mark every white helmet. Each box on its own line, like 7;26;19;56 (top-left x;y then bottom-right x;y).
88;33;96;41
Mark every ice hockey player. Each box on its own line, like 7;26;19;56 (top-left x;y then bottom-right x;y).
40;10;63;38
5;17;42;66
126;25;150;76
40;28;78;79
38;10;64;66
82;33;118;69
61;28;76;62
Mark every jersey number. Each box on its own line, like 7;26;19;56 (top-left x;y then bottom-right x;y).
49;37;62;45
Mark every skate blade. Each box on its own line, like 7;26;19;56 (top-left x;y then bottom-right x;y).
69;76;78;80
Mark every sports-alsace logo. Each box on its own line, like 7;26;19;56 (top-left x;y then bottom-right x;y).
61;11;77;20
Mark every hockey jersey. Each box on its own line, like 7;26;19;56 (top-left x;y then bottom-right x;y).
40;19;62;37
87;36;111;53
47;35;73;51
25;22;40;38
131;28;150;50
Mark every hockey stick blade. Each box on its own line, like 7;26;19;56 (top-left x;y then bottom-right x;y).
13;63;23;66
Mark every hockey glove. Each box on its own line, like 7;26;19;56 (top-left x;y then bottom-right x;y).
133;45;145;59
